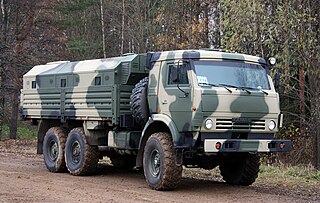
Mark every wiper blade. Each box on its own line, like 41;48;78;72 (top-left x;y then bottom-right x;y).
198;83;232;93
198;82;218;87
236;86;252;94
219;84;251;94
238;86;269;95
218;84;252;94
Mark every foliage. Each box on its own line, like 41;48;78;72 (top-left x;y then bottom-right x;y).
1;124;36;139
259;164;320;182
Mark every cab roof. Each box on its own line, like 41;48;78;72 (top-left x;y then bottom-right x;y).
150;50;266;64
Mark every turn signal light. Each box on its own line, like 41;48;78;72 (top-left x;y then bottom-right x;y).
215;142;221;149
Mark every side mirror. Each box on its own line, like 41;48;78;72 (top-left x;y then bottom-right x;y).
274;69;280;92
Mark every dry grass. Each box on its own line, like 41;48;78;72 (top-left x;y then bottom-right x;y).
183;163;320;201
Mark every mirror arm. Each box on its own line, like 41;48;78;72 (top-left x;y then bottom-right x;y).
177;60;189;97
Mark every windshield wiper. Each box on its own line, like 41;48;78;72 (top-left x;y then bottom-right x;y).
219;83;252;94
198;83;232;93
237;86;252;94
239;86;269;95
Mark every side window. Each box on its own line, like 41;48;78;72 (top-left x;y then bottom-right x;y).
61;79;66;87
94;76;101;86
31;81;36;89
168;63;189;85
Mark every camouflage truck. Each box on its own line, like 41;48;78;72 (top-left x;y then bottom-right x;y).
21;49;291;190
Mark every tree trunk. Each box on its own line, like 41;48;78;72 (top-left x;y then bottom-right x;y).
203;0;209;48
9;88;19;139
0;0;7;140
310;34;320;169
8;1;36;139
100;0;106;58
298;66;305;136
120;0;124;54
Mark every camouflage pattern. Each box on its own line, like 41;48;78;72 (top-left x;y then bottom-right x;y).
21;49;291;155
21;54;148;124
142;50;290;154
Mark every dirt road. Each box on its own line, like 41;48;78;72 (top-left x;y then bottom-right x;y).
0;140;317;203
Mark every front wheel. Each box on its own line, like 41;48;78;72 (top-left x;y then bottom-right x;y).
219;153;260;186
143;132;182;190
65;127;99;175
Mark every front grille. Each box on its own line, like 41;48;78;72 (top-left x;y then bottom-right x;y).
216;118;265;130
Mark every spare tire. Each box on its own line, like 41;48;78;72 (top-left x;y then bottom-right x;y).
130;77;150;127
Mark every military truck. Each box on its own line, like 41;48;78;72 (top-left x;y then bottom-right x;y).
20;49;291;190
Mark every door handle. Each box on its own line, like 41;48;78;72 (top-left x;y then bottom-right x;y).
162;100;168;104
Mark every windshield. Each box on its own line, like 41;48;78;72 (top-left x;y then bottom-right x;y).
194;60;270;90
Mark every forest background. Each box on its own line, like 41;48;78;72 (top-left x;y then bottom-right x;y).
0;0;319;169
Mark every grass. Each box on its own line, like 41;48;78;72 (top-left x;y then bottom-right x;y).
0;122;37;139
184;163;319;200
256;164;320;199
185;163;319;183
259;164;320;183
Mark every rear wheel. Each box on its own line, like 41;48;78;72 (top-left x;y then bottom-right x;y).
143;132;182;190
219;153;260;186
65;127;99;175
43;127;67;172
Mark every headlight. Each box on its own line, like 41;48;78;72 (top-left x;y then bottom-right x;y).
205;119;213;129
268;120;276;131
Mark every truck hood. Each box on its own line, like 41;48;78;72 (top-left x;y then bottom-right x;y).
201;90;280;115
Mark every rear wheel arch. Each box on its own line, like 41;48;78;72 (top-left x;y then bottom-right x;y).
37;119;61;154
43;127;68;172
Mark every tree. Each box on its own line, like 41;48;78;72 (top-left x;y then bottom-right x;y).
0;0;68;139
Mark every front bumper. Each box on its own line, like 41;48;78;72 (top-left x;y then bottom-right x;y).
204;139;291;153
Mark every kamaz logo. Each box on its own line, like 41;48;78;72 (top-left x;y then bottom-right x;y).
232;117;251;123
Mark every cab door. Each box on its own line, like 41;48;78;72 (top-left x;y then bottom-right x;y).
157;61;194;132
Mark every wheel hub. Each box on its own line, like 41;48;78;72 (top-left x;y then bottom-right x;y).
48;140;58;161
150;149;161;177
71;141;81;164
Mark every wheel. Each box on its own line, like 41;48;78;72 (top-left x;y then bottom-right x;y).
143;132;182;190
110;155;136;169
65;127;99;175
130;77;150;127
219;153;260;186
43;127;67;172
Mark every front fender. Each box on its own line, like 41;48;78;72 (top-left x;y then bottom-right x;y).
140;114;180;148
136;114;181;168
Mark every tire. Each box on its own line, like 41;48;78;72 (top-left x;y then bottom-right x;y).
110;155;136;169
130;77;150;127
219;153;260;186
43;127;67;172
143;132;182;190
65;127;99;176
